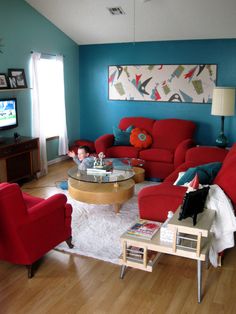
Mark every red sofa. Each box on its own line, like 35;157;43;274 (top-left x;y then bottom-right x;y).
95;117;196;179
138;145;232;222
0;182;73;277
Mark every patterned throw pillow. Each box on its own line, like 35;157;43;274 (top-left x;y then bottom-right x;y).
130;128;152;148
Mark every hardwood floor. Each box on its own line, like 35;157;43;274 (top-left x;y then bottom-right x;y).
0;160;236;314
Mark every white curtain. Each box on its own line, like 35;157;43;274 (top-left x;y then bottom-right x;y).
30;52;69;177
31;52;48;176
55;55;69;155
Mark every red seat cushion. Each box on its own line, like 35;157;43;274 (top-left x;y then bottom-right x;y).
139;148;173;163
138;183;187;222
106;146;140;158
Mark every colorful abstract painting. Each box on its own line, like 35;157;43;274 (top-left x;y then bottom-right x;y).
108;64;217;103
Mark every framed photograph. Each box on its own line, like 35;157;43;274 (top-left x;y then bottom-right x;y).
8;68;27;88
108;64;217;103
0;73;9;89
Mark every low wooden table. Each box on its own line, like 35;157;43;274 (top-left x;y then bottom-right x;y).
68;167;135;213
119;207;215;303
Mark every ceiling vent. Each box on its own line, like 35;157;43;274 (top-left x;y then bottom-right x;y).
107;7;126;15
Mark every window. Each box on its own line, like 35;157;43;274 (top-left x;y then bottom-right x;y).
31;54;67;138
30;52;68;175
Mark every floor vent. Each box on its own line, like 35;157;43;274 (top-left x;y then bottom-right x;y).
107;7;126;15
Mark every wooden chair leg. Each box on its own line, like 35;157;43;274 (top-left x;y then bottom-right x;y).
66;237;74;248
26;264;33;278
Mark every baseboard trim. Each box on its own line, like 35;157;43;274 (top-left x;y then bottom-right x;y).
48;155;69;166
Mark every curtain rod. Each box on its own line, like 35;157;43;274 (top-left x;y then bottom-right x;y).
30;50;65;57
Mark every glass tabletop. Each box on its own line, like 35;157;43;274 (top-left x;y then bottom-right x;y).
105;158;145;169
68;166;134;183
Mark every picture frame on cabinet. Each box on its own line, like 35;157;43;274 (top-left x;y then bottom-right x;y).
0;73;9;89
8;68;27;88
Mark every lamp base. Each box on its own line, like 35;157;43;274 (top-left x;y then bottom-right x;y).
216;132;228;148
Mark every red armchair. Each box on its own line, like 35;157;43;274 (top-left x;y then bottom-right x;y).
0;182;73;277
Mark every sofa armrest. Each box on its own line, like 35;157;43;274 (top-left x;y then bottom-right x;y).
95;134;114;154
174;138;195;169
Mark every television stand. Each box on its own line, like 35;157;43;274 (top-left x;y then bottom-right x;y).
0;137;6;144
0;137;40;182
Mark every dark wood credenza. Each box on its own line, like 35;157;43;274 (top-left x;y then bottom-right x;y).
0;137;40;182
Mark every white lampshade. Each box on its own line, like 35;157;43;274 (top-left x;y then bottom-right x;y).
211;87;235;116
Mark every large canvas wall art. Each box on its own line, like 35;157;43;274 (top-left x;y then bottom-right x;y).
108;64;217;103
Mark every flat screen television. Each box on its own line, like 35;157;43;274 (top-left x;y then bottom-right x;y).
0;98;18;130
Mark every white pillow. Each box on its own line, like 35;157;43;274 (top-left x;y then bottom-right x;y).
173;172;186;185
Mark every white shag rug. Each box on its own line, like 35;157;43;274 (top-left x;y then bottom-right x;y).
56;181;158;264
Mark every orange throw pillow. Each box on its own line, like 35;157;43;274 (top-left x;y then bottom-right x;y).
130;128;152;148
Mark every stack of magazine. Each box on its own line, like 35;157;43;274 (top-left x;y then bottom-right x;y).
126;246;157;263
87;164;112;175
127;220;161;240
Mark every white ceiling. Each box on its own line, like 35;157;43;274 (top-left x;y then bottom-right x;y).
25;0;236;45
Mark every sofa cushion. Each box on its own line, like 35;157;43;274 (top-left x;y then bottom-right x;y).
106;145;139;158
130;128;152;148
139;148;173;163
176;162;222;185
214;144;236;208
186;146;228;163
113;125;133;146
119;117;155;135
138;182;187;222
151;119;196;150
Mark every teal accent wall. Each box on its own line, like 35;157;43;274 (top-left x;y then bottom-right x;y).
79;39;236;146
0;0;80;160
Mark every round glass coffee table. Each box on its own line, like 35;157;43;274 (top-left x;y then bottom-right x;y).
104;158;145;183
68;166;135;213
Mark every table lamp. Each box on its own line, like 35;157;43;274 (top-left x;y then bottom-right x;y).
211;87;235;148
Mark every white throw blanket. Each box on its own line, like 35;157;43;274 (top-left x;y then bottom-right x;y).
205;184;236;267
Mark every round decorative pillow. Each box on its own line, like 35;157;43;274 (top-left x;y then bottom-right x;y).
130;128;152;148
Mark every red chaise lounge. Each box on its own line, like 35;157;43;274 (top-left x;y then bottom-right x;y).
138;145;234;222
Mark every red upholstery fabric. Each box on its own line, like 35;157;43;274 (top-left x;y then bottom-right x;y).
139;145;230;222
118;117;155;134
214;144;236;209
151;119;196;150
95;117;196;179
144;161;174;180
186;146;228;164
174;138;196;169
140;148;173;163
165;146;228;183
95;134;114;155
0;183;72;266
71;139;95;154
164;161;200;183
139;182;187;222
106;145;140;158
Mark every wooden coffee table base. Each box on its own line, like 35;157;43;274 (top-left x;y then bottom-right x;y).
68;178;135;213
